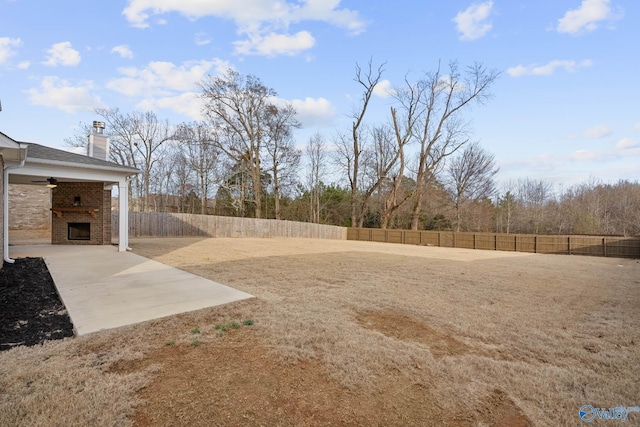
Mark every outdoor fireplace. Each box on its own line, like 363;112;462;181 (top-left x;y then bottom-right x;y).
68;222;91;241
51;182;111;246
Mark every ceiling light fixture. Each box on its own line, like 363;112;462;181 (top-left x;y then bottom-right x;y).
45;177;58;188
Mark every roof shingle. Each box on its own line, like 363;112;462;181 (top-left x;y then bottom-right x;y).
23;142;140;173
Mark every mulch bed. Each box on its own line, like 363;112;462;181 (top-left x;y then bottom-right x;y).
0;257;74;352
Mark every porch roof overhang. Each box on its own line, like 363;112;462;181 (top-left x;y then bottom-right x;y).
7;141;140;185
2;131;140;254
0;131;28;164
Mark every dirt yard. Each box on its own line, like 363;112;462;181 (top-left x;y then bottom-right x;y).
1;237;639;426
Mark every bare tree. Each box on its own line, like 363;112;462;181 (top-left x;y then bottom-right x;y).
378;94;419;229
94;108;172;211
160;149;192;212
496;185;517;234
264;104;301;220
445;142;498;231
396;61;500;229
516;178;553;234
218;157;252;217
607;180;640;236
174;122;220;215
306;133;326;223
148;142;174;211
200;69;296;219
63;122;94;148
334;59;386;227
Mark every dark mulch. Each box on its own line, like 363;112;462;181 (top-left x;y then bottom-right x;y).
0;257;74;352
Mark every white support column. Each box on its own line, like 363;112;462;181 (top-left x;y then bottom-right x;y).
3;166;11;262
118;179;129;252
3;146;27;263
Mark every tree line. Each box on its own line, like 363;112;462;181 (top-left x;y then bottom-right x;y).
66;62;640;237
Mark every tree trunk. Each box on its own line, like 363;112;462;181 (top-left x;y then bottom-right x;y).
253;169;262;219
273;171;281;220
410;191;423;230
380;211;391;229
144;169;151;211
200;173;206;215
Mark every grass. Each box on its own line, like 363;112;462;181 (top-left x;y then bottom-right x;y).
1;237;639;427
213;319;253;337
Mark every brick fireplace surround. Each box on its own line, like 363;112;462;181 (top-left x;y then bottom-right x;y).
51;182;111;245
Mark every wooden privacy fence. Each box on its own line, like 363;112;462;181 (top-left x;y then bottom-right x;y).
347;228;640;259
113;211;347;240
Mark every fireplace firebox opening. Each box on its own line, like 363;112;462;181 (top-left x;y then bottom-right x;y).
68;222;91;241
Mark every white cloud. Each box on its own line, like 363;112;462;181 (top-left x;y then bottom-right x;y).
233;31;315;57
26;76;103;113
634;123;640;132
507;59;592;77
194;32;211;46
579;124;613;139
453;1;494;41
499;153;559;174
123;0;366;32
557;0;619;35
111;44;134;59
136;92;204;120
122;0;365;57
138;92;336;126
568;138;640;162
43;42;81;67
17;61;30;70
281;97;336;127
107;58;231;96
570;149;600;161
436;74;467;93
373;80;395;98
616;137;639;149
107;58;231;119
0;37;21;64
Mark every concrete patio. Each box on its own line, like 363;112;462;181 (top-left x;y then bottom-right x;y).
9;245;254;335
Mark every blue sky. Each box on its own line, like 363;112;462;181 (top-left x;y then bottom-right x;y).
1;0;638;188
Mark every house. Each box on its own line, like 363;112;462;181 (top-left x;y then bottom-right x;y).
0;123;140;268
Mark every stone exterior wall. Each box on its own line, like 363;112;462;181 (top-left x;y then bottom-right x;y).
8;184;52;231
51;182;111;245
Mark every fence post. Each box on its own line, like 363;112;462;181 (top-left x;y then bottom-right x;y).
568;236;572;255
494;234;497;250
534;236;537;254
438;232;441;247
473;233;476;250
603;237;607;258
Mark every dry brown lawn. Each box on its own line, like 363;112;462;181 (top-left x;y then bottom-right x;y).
1;237;639;426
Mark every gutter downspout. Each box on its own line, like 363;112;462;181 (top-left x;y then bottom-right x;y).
3;145;27;263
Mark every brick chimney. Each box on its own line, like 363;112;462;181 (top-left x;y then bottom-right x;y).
87;121;109;161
